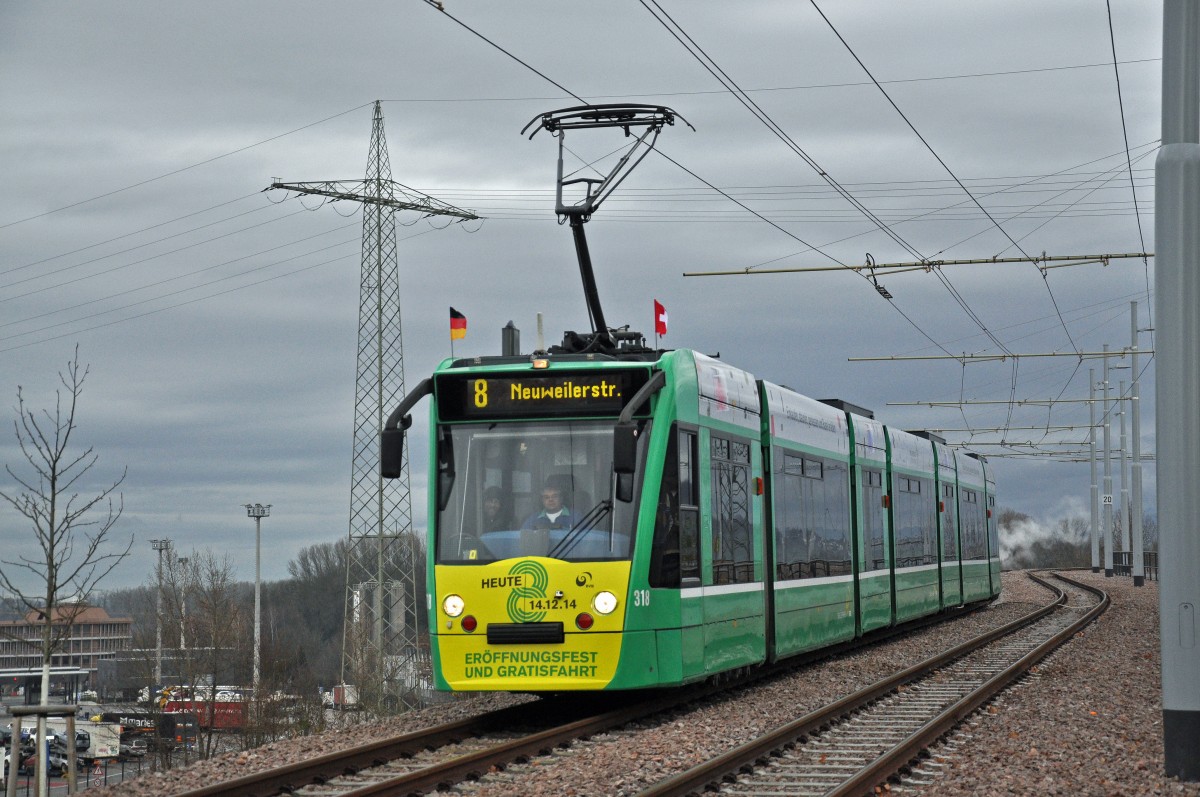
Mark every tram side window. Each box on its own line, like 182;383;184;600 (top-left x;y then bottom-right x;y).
941;483;959;559
650;426;699;588
863;469;886;571
710;434;754;585
894;476;932;567
678;430;700;583
774;452;851;580
961;489;986;559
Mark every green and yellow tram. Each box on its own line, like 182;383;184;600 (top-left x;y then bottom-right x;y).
382;346;1001;693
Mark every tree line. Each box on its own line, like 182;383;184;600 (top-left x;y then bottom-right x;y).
998;507;1158;570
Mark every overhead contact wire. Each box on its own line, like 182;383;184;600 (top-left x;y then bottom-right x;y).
806;0;1080;364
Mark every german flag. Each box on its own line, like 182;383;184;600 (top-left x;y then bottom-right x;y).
450;307;467;340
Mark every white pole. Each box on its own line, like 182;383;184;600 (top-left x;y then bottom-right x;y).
1089;368;1100;573
1157;0;1200;777
1102;344;1114;577
1130;301;1145;587
254;514;262;696
1119;379;1130;556
243;504;269;700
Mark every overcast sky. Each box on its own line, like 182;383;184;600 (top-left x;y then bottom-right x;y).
0;1;1161;592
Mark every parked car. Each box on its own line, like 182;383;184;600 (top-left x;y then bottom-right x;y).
117;738;147;760
20;750;72;777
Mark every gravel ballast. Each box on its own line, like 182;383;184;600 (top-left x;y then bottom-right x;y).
87;571;1200;796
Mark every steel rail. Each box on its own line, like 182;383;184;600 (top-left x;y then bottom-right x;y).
330;700;669;796
827;572;1108;796
640;572;1083;797
171;596;998;796
174;692;685;797
172;700;559;797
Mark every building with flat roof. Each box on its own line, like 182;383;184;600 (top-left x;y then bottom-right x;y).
0;604;132;698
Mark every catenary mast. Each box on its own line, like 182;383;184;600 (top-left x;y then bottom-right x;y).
269;101;476;710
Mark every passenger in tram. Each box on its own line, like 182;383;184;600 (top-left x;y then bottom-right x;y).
482;486;512;532
520;483;573;530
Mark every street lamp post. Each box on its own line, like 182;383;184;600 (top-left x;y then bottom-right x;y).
177;556;189;651
151;539;172;685
243;504;270;697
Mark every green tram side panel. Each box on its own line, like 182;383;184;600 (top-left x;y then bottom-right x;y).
760;382;857;656
940;562;964;607
961;560;994;603
887;427;941;625
635;351;711;684
934;440;964;609
849;412;892;635
985;461;1002;597
955;450;993;604
858;570;892;631
693;353;768;675
613;350;703;688
894;567;941;622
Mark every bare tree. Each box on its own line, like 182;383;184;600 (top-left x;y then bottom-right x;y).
0;348;132;703
187;549;247;757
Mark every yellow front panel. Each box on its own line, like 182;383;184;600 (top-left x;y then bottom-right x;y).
433;558;630;690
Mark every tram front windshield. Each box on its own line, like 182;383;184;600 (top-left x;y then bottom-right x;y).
436;420;631;564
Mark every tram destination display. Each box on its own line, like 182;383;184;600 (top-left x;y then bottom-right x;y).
437;369;650;420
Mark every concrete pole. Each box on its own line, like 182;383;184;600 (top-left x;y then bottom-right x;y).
178;556;189;651
1130;301;1145;587
1102;344;1114;577
244;503;269;700
5;713;20;797
1157;0;1200;778
254;513;262;696
151;538;171;685
156;549;163;683
1119;379;1130;555
1089;368;1100;573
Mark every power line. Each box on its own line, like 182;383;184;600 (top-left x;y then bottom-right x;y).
0;208;311;305
0;192;265;278
377;57;1161;104
0;202;292;291
639;0;1027;379
640;0;929;263
0;103;374;232
808;0;1069;368
1;222;361;333
422;0;586;104
1105;0;1153;341
0;227;436;353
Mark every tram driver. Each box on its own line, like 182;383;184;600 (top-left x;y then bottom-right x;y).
520;483;574;530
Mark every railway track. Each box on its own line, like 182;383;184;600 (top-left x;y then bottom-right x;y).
640;571;1107;797
172;693;658;797
170;595;996;797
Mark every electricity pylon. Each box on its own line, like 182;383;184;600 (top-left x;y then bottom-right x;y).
268;101;476;711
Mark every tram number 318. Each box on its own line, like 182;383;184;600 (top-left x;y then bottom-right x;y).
633;589;651;607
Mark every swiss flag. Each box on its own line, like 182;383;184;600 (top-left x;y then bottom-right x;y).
654;299;668;336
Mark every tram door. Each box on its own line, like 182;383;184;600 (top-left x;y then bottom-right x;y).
702;431;767;672
856;465;892;634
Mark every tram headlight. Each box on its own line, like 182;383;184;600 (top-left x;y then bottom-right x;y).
442;594;465;618
593;591;618;615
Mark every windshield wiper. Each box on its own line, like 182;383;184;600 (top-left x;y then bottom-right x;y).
547;500;613;559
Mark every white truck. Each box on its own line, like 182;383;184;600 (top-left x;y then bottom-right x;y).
45;719;121;763
79;722;120;762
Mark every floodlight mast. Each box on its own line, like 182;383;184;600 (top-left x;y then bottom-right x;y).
523;104;693;351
